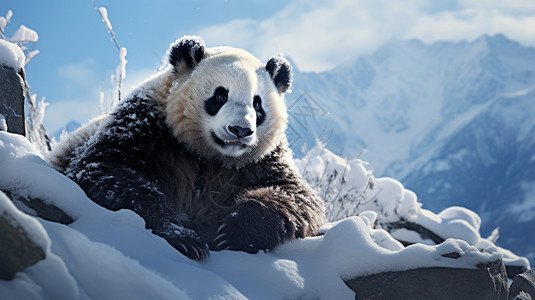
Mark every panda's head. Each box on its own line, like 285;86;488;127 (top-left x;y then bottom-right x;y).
163;36;292;166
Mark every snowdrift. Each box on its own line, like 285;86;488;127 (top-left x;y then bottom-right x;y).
0;131;530;299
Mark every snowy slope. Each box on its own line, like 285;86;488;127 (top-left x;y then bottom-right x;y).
1;131;524;299
286;33;535;265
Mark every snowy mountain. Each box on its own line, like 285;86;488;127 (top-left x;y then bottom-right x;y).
287;34;535;264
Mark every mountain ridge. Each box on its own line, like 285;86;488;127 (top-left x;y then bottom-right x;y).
287;33;535;264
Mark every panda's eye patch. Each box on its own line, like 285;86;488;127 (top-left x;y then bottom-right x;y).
205;86;229;116
253;95;262;110
215;87;228;102
253;95;266;126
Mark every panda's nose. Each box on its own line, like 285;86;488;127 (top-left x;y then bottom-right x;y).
228;125;254;138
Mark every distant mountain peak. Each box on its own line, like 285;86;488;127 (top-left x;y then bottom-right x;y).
289;33;535;265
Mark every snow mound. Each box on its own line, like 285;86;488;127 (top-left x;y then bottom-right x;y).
0;132;527;299
0;39;25;71
296;141;531;271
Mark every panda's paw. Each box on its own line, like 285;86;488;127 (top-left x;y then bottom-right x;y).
165;235;210;261
157;224;210;261
213;201;288;254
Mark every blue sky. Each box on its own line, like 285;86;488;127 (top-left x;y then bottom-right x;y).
3;0;535;133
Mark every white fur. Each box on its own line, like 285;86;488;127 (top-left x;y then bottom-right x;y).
163;46;289;166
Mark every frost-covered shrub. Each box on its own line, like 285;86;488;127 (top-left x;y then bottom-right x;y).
296;140;420;223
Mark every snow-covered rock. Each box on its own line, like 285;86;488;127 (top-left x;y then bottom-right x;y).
0;39;25;71
296;141;530;278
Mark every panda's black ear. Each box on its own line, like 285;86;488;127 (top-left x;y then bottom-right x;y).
265;56;293;94
168;35;205;72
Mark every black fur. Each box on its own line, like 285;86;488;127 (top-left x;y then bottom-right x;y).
204;86;228;116
54;94;325;261
265;56;293;94
253;95;266;126
168;36;205;71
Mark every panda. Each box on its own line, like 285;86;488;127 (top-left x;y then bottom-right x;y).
47;36;326;261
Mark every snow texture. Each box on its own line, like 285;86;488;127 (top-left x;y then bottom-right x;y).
297;142;531;270
0;39;25;70
166;35;204;59
0;131;528;299
0;191;79;300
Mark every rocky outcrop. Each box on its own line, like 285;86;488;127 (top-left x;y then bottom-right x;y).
384;219;528;279
509;269;535;300
3;189;74;225
0;65;25;135
0;192;46;280
344;259;509;300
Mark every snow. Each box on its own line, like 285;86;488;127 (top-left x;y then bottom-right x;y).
116;47;127;79
410;208;480;245
296;142;421;223
0;39;25;70
0;10;13;32
0;191;49;253
0;113;7;131
297;142;531;270
0;131;529;298
7;24;39;43
97;7;113;34
0;191;79;300
115;46;128;101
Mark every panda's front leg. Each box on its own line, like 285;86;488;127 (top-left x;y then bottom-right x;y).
71;161;210;261
213;187;299;253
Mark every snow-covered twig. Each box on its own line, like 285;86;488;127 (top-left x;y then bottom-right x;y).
91;2;127;106
0;10;12;39
115;46;127;104
98;80;105;115
24;85;52;152
94;6;120;51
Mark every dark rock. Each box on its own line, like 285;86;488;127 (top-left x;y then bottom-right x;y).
0;200;46;280
382;220;527;279
0;66;25;136
2;189;74;225
512;291;532;300
441;252;461;259
509;269;535;300
344;259;508;300
382;220;446;247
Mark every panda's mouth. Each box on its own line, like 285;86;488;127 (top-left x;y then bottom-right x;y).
211;131;248;149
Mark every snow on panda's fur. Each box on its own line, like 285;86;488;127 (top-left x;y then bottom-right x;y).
47;36;326;261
